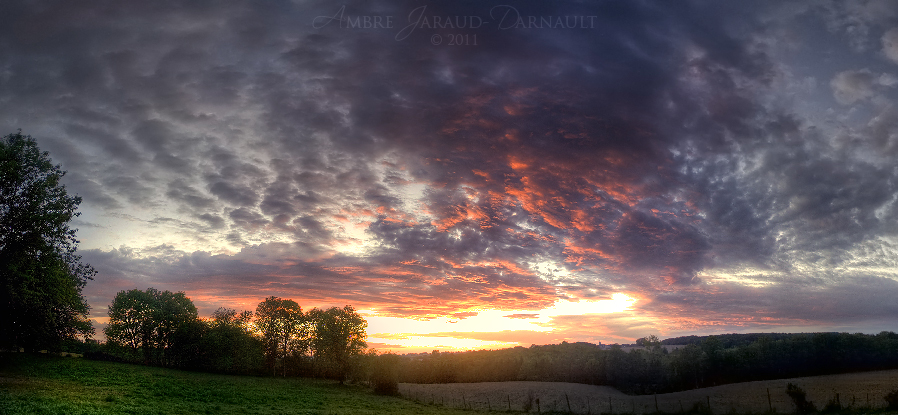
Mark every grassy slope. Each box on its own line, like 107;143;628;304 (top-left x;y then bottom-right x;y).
0;353;475;415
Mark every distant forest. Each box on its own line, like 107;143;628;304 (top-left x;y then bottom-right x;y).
659;332;826;348
395;332;898;395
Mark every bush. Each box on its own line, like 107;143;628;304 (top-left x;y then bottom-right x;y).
370;353;400;396
785;383;816;414
884;389;898;409
821;392;841;413
372;375;398;396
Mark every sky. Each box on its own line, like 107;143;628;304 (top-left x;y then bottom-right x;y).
2;0;898;353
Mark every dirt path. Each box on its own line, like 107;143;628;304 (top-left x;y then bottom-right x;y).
400;369;898;413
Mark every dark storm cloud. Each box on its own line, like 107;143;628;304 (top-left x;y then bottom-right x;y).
4;0;898;330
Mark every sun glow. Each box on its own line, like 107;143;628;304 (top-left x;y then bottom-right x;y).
368;335;518;351
364;293;637;353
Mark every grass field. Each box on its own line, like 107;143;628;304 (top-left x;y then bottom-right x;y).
0;353;473;415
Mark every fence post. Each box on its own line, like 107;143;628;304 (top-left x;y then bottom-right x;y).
655;393;659;412
463;393;466;410
508;394;511;412
566;393;572;413
488;397;491;411
707;396;711;414
537;398;541;414
768;388;772;412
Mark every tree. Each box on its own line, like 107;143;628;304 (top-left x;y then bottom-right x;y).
211;307;254;329
255;296;307;376
637;334;662;350
201;308;264;374
104;289;155;360
309;305;368;383
104;288;198;365
0;131;95;351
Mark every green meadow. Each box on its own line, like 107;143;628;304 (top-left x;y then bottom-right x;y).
0;353;472;415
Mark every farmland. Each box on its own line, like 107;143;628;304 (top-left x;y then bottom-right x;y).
401;370;898;414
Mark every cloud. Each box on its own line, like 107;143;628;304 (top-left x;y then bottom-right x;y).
4;0;898;345
830;69;883;104
504;314;540;320
883;27;898;64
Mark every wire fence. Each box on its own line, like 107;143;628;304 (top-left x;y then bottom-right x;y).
398;382;898;414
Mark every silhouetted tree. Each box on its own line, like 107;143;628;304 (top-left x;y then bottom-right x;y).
104;288;198;365
309;305;367;383
0;131;94;351
255;296;307;376
200;308;263;373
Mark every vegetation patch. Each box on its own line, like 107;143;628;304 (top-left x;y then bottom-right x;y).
0;353;478;415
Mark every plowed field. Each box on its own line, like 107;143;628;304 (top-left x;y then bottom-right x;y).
400;369;898;414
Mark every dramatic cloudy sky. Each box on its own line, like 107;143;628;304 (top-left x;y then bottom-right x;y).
3;0;898;352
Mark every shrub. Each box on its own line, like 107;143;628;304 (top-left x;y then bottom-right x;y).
884;389;898;409
821;392;841;413
370;353;400;396
785;383;816;414
372;374;398;396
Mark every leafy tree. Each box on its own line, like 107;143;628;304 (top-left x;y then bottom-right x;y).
201;308;264;374
309;305;368;383
104;288;198;365
211;307;254;329
0;131;95;351
255;296;307;376
104;289;154;360
637;334;661;349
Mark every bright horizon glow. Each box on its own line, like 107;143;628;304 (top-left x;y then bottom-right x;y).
365;293;637;353
367;336;520;352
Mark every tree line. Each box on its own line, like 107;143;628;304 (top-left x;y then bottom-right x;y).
395;332;898;395
99;288;369;382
